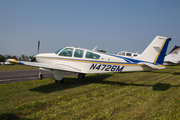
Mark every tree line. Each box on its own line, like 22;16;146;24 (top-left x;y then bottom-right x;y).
0;54;34;62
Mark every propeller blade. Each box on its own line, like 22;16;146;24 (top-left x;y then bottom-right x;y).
38;41;40;54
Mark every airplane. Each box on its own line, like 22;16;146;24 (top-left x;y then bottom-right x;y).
0;61;14;65
7;36;171;83
163;45;180;65
117;51;140;58
118;45;180;65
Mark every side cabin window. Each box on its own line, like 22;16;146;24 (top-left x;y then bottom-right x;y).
126;53;132;57
59;48;73;57
118;52;125;56
85;51;100;59
74;49;84;58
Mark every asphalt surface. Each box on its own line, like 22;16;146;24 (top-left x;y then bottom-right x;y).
0;69;74;84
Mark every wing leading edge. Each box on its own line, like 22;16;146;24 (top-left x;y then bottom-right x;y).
6;59;81;73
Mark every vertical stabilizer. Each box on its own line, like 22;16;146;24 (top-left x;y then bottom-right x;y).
137;36;171;64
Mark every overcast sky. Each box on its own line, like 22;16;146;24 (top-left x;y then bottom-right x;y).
0;0;180;56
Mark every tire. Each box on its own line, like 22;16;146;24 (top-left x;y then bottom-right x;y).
55;78;64;83
55;80;59;83
60;78;64;83
37;73;43;80
78;73;85;79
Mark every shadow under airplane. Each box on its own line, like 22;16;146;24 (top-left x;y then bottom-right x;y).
29;74;180;93
173;72;180;75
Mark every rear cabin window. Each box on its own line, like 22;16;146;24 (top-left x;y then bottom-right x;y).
74;49;84;58
85;51;100;59
59;48;73;57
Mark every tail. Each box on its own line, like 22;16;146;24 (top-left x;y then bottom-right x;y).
137;36;171;64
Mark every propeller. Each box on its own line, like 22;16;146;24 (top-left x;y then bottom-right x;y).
38;41;40;54
31;40;40;62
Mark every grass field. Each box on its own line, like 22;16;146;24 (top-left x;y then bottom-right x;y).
0;65;180;120
0;64;37;71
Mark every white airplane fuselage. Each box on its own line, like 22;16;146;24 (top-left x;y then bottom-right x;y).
36;47;154;75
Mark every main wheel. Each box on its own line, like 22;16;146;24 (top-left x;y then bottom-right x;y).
55;80;60;83
55;78;64;83
78;73;86;79
60;78;64;83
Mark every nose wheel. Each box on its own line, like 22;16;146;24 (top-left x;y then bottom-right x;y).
37;72;43;80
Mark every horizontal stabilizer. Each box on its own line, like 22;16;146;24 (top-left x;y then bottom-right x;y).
138;62;166;69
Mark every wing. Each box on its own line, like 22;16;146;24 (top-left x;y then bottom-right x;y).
7;59;81;72
138;62;166;69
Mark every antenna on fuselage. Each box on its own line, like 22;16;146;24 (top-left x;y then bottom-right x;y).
93;45;98;51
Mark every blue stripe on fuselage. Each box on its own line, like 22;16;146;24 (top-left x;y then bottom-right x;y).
18;61;25;65
37;53;160;66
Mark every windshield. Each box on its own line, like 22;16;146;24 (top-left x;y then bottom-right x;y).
55;47;65;54
59;48;73;57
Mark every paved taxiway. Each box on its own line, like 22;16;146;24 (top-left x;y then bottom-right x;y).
0;69;74;84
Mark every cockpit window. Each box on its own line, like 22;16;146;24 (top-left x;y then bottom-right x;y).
55;47;64;54
85;51;100;59
74;49;84;58
59;48;73;57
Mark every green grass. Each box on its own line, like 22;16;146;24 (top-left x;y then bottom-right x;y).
0;64;37;71
0;65;180;119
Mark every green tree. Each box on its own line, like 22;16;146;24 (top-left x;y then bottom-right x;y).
0;54;5;62
19;54;29;61
4;55;18;60
97;50;106;53
29;55;34;61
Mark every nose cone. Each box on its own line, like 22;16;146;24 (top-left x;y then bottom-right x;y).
35;53;56;62
31;54;40;62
